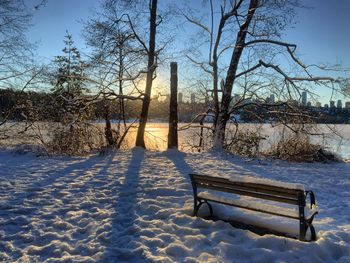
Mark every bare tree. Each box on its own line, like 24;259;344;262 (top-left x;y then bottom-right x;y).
0;0;45;140
182;0;344;150
84;0;168;149
0;0;47;89
84;1;146;147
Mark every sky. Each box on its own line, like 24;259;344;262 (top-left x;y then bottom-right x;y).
286;1;350;66
27;0;98;60
26;0;350;105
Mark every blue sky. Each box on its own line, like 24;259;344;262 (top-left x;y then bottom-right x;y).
26;0;350;104
285;0;350;68
27;0;98;60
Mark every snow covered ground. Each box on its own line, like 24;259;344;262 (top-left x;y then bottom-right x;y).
0;148;349;262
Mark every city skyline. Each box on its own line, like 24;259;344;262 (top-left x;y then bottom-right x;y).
172;91;350;109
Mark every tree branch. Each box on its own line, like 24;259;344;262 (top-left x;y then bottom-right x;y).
182;13;211;36
186;55;213;75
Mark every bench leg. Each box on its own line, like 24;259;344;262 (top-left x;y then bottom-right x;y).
299;220;307;242
307;222;316;241
206;201;213;218
306;212;318;241
299;206;318;241
193;199;214;218
193;197;198;216
299;206;307;241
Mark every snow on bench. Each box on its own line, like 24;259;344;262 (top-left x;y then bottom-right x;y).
189;173;318;241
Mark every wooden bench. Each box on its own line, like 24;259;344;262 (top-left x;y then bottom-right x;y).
189;173;318;241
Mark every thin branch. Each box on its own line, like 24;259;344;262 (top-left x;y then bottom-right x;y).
182;13;211;35
235;61;263;78
186;55;213;75
124;14;149;53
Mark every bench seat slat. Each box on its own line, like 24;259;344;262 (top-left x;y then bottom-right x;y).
191;174;304;194
196;183;300;205
194;178;299;199
198;192;316;220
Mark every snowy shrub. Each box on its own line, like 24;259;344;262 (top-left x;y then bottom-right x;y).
266;135;338;163
226;129;264;157
47;123;105;155
180;126;213;153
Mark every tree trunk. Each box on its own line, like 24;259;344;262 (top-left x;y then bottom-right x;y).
212;60;219;127
135;0;158;148
118;41;126;129
104;102;114;146
168;62;178;149
213;0;258;150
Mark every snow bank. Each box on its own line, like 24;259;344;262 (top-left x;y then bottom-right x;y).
0;149;349;262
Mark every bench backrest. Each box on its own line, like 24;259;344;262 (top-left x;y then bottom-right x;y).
189;173;306;206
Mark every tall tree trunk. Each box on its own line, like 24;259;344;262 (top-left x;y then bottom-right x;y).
168;62;178;149
211;0;219;127
213;0;258;150
135;0;158;148
119;41;126;129
104;102;114;146
212;60;219;127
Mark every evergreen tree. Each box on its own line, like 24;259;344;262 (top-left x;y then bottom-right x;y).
51;32;88;123
53;32;87;96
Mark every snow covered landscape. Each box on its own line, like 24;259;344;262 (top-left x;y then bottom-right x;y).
1;0;350;262
0;148;349;262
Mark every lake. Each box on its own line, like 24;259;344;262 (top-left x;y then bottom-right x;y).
1;122;350;159
123;123;350;159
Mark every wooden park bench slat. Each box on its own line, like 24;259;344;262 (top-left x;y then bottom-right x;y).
194;183;300;205
193;174;303;195
194;177;300;200
189;173;318;241
197;192;317;220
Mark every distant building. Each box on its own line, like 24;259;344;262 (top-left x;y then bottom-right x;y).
190;93;195;104
337;99;342;109
270;94;275;103
178;92;183;104
345;102;350;109
307;101;312;107
301;91;307;106
330;100;335;108
316;102;322;108
324;104;329;109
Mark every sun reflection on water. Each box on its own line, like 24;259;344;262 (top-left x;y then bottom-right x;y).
123;123;169;151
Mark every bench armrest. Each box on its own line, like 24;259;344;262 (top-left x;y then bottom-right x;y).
306;190;316;209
